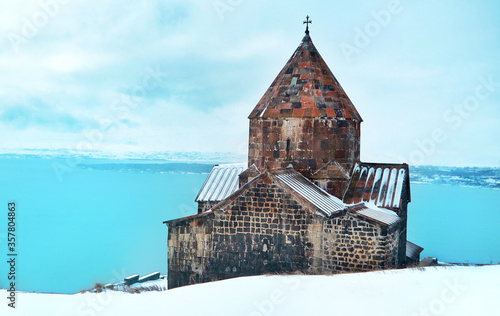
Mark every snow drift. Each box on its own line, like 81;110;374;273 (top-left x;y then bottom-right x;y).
2;265;499;316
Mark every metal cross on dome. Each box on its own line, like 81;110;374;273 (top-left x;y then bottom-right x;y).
303;15;312;35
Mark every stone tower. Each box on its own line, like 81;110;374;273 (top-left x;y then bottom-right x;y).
248;30;362;182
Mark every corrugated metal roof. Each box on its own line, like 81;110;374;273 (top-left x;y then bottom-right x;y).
275;170;345;217
406;241;424;260
344;163;410;209
353;204;400;226
195;163;247;202
344;203;401;226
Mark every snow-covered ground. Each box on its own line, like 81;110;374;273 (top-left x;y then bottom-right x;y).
2;266;499;316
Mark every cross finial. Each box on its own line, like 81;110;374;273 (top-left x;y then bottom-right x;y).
303;15;312;35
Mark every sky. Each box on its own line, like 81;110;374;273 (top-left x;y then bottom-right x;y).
0;0;499;166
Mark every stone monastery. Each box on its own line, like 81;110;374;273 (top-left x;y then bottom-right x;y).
164;19;423;289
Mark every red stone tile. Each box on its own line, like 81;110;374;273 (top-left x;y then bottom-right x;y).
293;108;305;118
266;109;280;118
344;109;352;119
311;108;321;116
302;101;315;108
325;108;336;117
301;96;313;103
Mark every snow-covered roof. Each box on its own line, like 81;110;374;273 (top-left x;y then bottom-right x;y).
344;163;410;209
347;203;400;226
195;163;247;202
275;169;346;217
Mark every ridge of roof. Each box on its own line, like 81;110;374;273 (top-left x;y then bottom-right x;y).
273;169;346;217
310;160;350;179
238;164;260;178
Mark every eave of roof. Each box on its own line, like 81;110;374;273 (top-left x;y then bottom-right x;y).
163;209;214;226
347;202;400;226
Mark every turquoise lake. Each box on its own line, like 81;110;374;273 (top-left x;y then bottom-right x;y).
0;157;499;294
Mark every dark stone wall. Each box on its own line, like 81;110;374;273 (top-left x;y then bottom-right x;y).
248;117;360;176
167;217;214;289
313;178;350;199
320;215;400;272
167;176;402;289
208;182;315;278
396;203;408;267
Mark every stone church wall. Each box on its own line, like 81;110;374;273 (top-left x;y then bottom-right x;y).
167;217;214;289
319;215;400;272
248;117;360;177
167;178;401;289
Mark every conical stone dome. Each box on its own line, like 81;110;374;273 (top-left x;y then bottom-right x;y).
249;34;361;122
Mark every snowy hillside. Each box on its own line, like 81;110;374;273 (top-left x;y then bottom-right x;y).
2;266;499;316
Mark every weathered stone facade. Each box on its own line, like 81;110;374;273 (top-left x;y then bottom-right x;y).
248;117;360;178
247;33;362;177
167;171;402;289
310;160;351;198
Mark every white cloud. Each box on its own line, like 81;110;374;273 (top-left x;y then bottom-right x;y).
0;0;499;166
